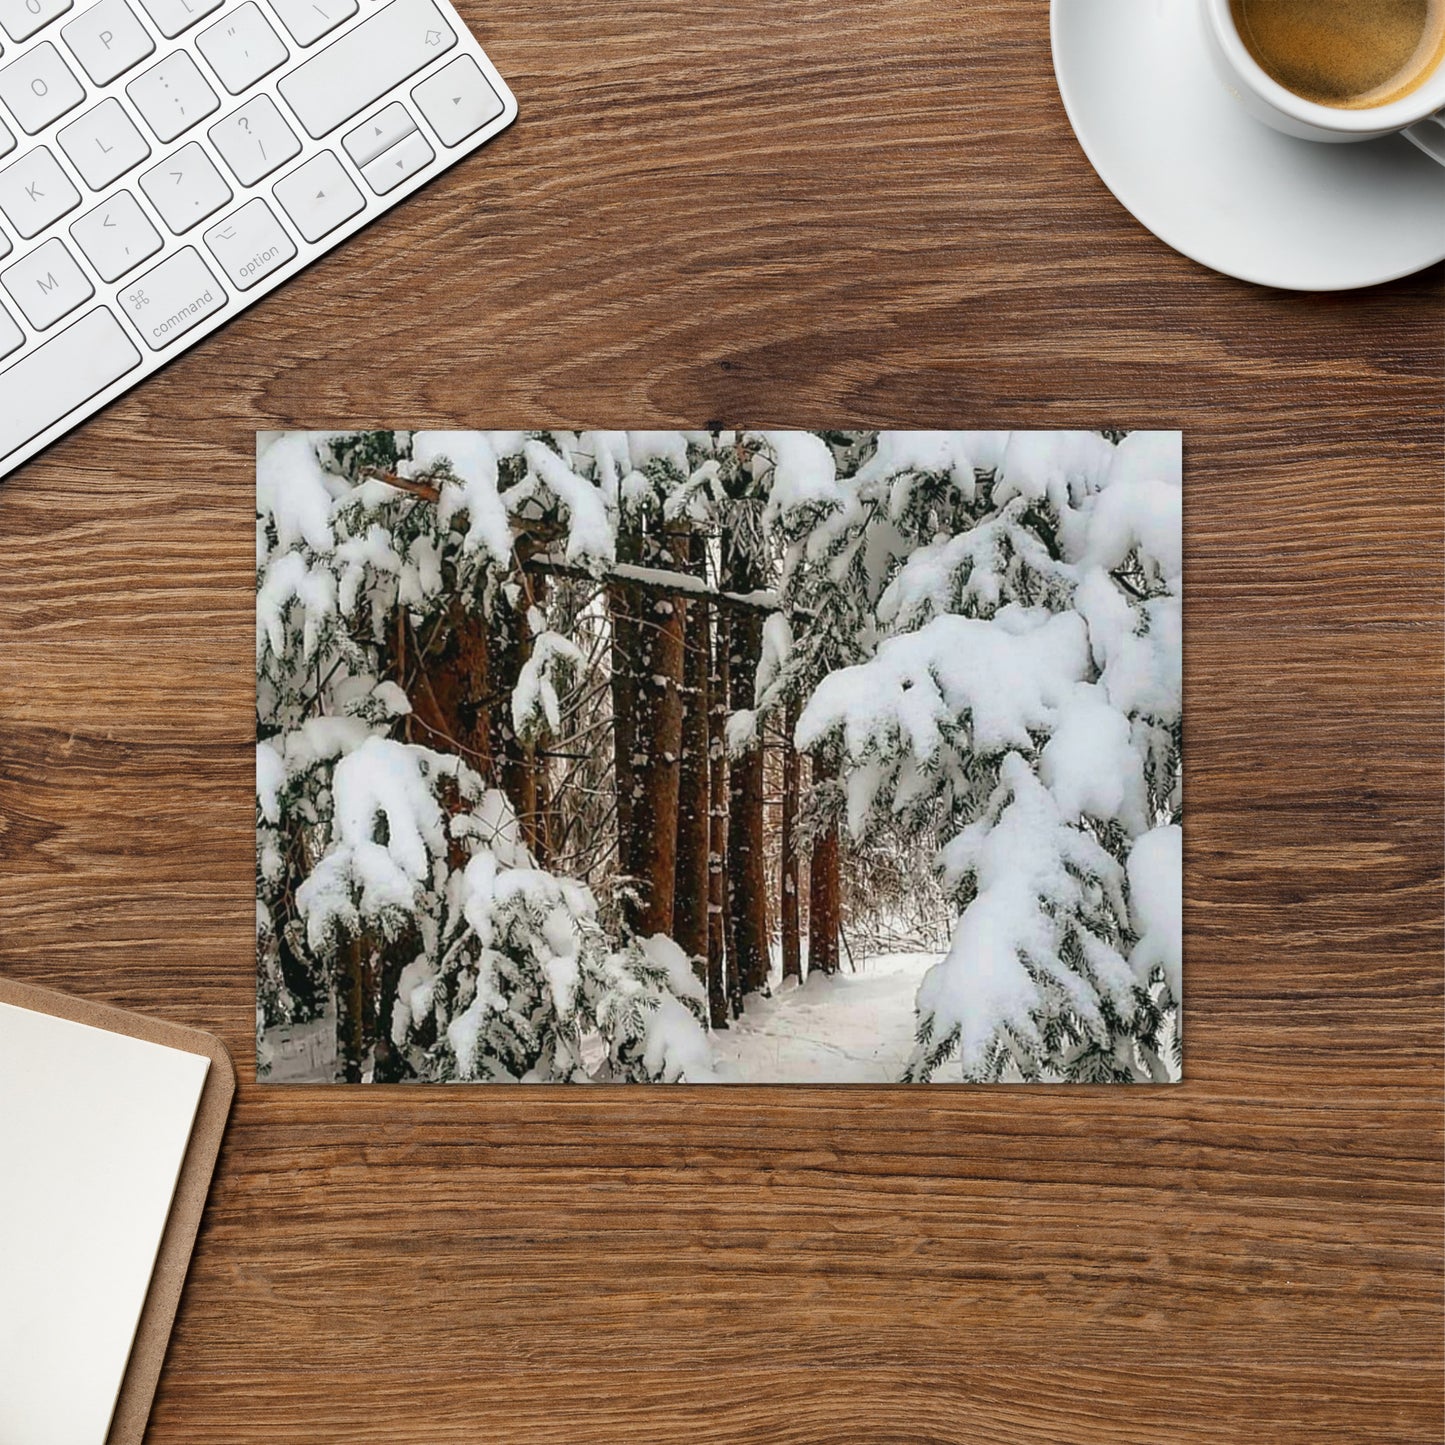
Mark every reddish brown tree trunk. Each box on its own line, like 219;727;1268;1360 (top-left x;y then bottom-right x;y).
780;700;802;983
373;923;418;1082
616;529;685;937
610;531;641;863
490;539;542;847
808;749;842;977
673;532;712;986
533;756;554;867
336;932;367;1083
402;598;492;773
709;605;733;1026
723;531;770;999
526;567;556;865
490;598;536;841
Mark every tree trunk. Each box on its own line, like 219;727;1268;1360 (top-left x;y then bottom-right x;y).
673;531;712;987
615;528;685;937
336;932;367;1083
808;749;842;977
490;546;538;846
372;932;414;1082
609;531;641;867
780;700;802;983
533;755;554;867
526;567;556;864
398;598;492;772
723;529;771;999
711;606;734;1025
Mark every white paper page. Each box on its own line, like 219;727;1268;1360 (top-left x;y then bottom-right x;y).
0;1002;210;1445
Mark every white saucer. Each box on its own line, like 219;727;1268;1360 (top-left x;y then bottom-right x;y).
1051;0;1445;290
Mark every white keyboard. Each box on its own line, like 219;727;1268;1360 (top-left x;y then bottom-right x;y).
0;0;515;479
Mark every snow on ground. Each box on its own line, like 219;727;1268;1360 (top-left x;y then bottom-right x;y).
711;952;938;1084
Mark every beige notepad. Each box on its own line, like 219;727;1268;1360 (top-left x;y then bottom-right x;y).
0;979;234;1445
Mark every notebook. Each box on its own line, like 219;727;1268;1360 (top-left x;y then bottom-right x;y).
0;978;234;1445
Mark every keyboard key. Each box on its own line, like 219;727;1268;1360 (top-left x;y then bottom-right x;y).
58;97;151;189
3;235;92;328
0;146;80;237
70;187;161;280
197;2;285;94
272;148;361;241
209;92;298;185
266;0;352;46
360;127;431;195
62;0;154;85
0;0;72;43
133;0;218;38
342;100;414;167
203;195;293;289
0;306;140;456
117;244;224;348
277;0;454;140
0;0;516;480
412;55;500;148
127;50;218;142
0;301;21;357
0;42;85;135
139;139;230;232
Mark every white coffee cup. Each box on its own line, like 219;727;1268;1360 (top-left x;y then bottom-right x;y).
1202;0;1445;164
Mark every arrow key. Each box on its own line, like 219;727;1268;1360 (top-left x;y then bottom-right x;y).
69;189;163;282
343;101;415;168
359;127;432;196
412;55;503;148
272;148;363;242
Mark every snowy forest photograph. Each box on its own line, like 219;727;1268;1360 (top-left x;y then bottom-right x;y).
256;429;1182;1085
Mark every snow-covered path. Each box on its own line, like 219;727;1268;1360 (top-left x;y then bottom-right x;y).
711;952;938;1083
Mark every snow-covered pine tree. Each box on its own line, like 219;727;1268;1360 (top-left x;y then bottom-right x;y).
259;428;1181;1085
256;430;716;1082
602;433;701;940
767;430;1182;1082
749;431;895;976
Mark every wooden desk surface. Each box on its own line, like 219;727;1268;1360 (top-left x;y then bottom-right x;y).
1;2;1441;1439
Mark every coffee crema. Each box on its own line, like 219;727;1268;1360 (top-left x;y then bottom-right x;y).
1229;0;1445;109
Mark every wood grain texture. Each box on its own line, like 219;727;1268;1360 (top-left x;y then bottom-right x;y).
1;0;1441;1439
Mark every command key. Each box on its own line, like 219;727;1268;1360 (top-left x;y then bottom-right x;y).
119;246;227;350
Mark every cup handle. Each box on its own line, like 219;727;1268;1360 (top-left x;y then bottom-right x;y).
1403;112;1445;165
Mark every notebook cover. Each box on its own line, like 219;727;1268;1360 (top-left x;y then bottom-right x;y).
0;975;235;1445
